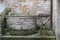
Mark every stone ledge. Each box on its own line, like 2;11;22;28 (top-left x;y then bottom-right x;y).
1;36;56;38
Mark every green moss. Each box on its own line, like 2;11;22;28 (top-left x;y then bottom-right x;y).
2;26;38;36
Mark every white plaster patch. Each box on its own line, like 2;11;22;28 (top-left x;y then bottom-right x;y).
0;3;6;14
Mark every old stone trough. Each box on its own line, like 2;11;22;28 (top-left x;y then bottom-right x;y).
1;16;41;36
0;15;56;40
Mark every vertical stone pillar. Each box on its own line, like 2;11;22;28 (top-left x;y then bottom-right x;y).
53;0;57;32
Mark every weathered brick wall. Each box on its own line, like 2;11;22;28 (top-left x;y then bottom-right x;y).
0;0;50;16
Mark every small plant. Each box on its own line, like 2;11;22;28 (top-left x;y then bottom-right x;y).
39;25;55;36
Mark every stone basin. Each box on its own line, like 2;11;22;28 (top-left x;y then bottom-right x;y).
6;16;36;30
